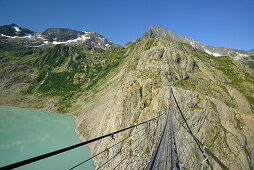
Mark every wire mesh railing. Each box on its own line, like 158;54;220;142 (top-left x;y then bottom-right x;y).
170;88;229;170
173;110;207;169
0;110;167;170
77;111;167;170
0;87;229;170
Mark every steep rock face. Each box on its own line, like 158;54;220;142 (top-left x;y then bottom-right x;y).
41;28;84;42
143;25;179;40
41;28;113;49
75;38;254;169
81;32;113;50
227;86;252;113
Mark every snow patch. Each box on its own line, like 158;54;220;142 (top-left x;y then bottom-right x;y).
204;49;222;57
1;33;34;40
9;36;19;39
187;38;199;48
36;34;47;41
13;27;21;32
1;34;11;38
51;33;91;44
235;52;249;60
24;34;34;39
52;41;62;45
1;31;111;48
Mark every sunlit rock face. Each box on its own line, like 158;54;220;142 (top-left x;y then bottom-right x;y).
0;23;253;169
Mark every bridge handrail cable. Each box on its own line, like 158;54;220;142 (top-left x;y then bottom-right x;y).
0;113;165;170
170;88;229;170
70;124;146;169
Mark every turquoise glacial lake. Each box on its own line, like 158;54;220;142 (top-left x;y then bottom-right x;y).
0;106;94;170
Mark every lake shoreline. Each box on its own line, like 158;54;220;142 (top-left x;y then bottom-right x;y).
0;106;95;169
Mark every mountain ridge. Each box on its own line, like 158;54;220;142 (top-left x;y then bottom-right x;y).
0;24;113;49
0;23;33;37
142;25;254;64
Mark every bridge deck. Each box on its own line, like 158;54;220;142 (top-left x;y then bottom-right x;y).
147;109;178;170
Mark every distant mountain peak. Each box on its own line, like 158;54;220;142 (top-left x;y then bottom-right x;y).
10;23;18;27
41;28;85;42
150;25;163;29
0;23;33;37
39;28;113;49
142;25;253;61
142;25;179;40
0;24;113;49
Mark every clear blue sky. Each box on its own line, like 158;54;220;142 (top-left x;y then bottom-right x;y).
0;0;253;50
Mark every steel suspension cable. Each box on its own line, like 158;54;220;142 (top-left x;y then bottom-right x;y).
129;120;159;170
132;114;166;170
123;141;149;170
170;88;229;170
124;122;159;170
134;132;156;170
96;130;148;170
69;125;147;169
112;124;151;169
113;133;147;170
170;88;213;169
100;112;166;170
173;112;204;169
112;117;161;170
0;113;164;170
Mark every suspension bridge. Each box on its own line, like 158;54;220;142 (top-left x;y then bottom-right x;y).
0;88;229;170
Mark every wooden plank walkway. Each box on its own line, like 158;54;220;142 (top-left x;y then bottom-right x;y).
147;109;179;170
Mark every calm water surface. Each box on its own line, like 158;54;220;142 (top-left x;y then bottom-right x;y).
0;106;94;169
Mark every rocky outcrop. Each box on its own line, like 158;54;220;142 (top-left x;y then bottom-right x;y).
143;25;179;40
75;38;253;169
41;28;85;42
227;86;252;113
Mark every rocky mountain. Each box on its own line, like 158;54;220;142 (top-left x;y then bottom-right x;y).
143;24;179;40
86;37;253;169
143;25;254;68
0;24;113;49
41;28;85;42
0;24;253;169
40;28;113;48
0;23;33;37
